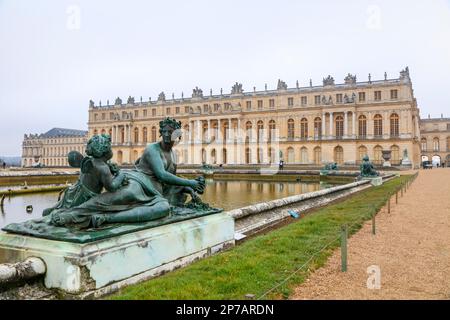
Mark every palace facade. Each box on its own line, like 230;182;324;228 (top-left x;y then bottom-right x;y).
419;116;450;166
87;67;421;168
22;128;88;167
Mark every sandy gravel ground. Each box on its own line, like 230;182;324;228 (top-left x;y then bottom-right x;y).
292;169;450;300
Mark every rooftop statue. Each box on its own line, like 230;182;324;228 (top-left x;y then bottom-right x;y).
231;82;243;94
115;97;122;105
400;66;410;80
158;91;166;102
277;79;288;90
127;96;135;104
323;75;335;86
89;100;95;108
192;87;203;98
3;118;221;242
344;73;357;85
360;155;379;177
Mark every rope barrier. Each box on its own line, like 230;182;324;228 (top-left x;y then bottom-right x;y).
257;172;419;299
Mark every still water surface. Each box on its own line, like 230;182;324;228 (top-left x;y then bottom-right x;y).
0;180;334;228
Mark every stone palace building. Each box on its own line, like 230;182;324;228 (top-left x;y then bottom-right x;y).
419;115;450;166
22;128;87;167
86;67;422;168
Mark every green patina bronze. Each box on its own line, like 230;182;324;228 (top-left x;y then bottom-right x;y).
360;155;379;177
2;117;222;242
320;162;338;176
324;162;339;171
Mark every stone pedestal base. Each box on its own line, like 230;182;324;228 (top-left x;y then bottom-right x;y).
0;213;234;298
383;161;391;167
362;177;383;186
401;159;412;167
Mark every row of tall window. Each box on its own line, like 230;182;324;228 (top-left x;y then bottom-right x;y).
421;137;450;152
93;113;401;144
93;90;401;120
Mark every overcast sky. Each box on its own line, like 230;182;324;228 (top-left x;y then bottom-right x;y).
1;0;450;156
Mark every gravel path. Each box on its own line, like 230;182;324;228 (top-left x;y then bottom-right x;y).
292;169;450;300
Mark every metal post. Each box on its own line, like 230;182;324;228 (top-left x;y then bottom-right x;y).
388;197;391;213
396;191;398;204
341;225;348;272
401;185;403;197
372;213;376;235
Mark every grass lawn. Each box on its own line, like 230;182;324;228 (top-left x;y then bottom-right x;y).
110;175;412;300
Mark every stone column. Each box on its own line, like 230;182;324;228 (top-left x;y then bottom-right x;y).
217;118;221;143
344;112;348;138
207;119;211;141
129;125;132;144
237;118;241;142
329;112;333;139
384;111;389;138
322;112;326;139
196;120;201;143
228;118;232;142
352;112;356;138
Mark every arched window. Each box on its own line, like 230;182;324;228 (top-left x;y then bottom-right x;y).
421;138;427;151
257;147;263;164
257;120;264;143
300;147;308;164
373;145;383;164
268;120;276;141
268;147;276;163
223;121;229;143
335;116;344;138
374;114;383;137
391;145;400;164
134;128;139;143
358;145;368;161
300;118;308;139
433;137;440;151
334;146;344;164
201;148;206;163
120;128;125;143
93;129;98;136
143;127;148;143
390;113;399;137
210;149;216;164
101;129;106;135
212;122;218;140
245;121;252;140
447;137;450;151
203;122;208;139
314;117;322;138
287;119;295;139
245;148;251;164
358;115;367;137
152;126;157;142
108;128;112;139
287;147;295;163
133;150;139;163
222;148;227;164
117;150;123;164
314;147;321;165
